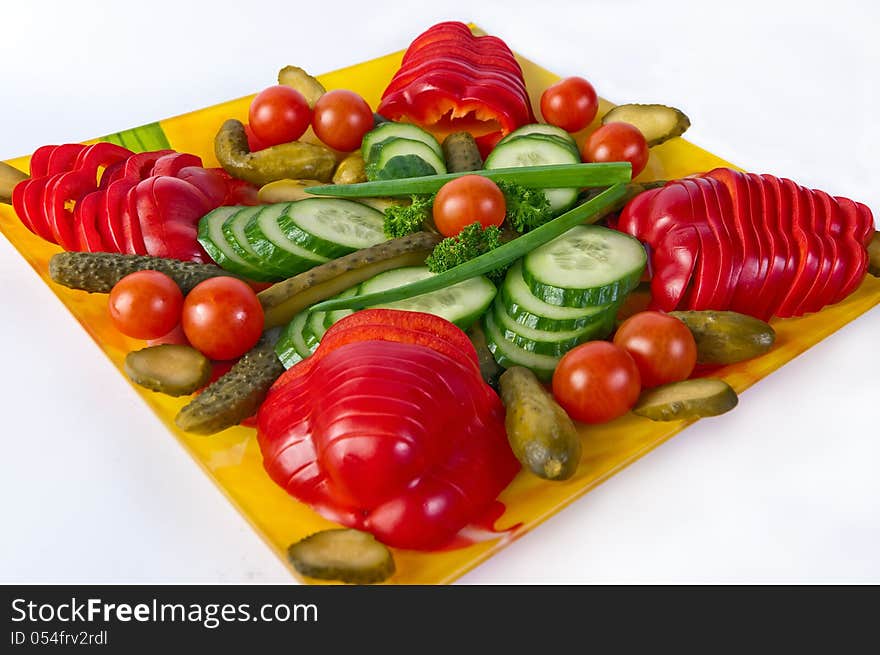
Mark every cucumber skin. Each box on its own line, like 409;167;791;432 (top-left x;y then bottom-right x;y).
275;333;304;369
493;301;616;356
367;154;441;181
196;210;262;279
483;311;559;381
220;207;290;281
244;213;326;278
522;263;643;307
500;282;612;331
276;212;357;260
361;123;442;161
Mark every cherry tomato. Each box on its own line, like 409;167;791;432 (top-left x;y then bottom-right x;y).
613;311;697;388
244;123;270;152
312;89;374;152
181;277;263;361
552;341;641;424
248;85;311;147
582;122;649;178
108;271;183;340
540;76;599;133
432;175;506;237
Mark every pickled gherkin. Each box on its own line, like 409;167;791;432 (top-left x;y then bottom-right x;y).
442;132;483;172
124;345;211;396
633;378;738;421
669;310;775;365
287;529;395;584
601;104;691;147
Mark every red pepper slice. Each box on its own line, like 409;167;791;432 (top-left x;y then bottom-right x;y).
807;189;849;313
121;185;148;255
616;187;662;237
73;143;134;184
11;179;41;238
647;225;700;312
830;196;869;303
73;191;105;252
854;202;875;247
698;176;742;310
150;152;203;178
635;181;693;245
737;174;782;320
751;174;792;318
403;43;525;78
121;150;174;181
45;144;87;175
795;185;834;316
98;160;127;189
45;170;98;251
777;180;821;317
99;179;136;253
138;176;212;262
672;179;723;311
175;166;228;206
383;56;529;98
29;145;57;178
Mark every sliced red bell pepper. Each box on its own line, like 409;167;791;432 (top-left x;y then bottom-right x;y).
11;179;41;239
72;143;134;183
45;144;87;175
175;166;228;206
99;178;136;253
616;186;661;237
699;176;742;310
854;202;875;247
29;145;57;178
45;170;98;251
794;184;833;316
634;181;693;245
777;181;821;317
121;150;174;181
122;185;148;255
382;57;529;99
647;225;700;312
150;152;203;178
73;191;105;252
830;196;870;303
675;179;724;311
138;176;212;262
98;160;127;189
741;173;776;318
808;190;848;313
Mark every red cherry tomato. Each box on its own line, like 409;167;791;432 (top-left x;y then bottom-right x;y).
552;341;641;424
432;175;506;237
244;124;271;152
108;271;183;340
248;85;312;147
582;122;649;178
613;311;697;388
312;89;374;152
540;76;599;133
182;277;264;361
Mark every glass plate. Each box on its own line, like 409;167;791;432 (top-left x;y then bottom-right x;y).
2;27;878;584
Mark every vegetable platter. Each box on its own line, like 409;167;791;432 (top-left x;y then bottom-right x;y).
1;22;878;585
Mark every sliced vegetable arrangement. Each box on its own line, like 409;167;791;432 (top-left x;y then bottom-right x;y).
4;20;878;584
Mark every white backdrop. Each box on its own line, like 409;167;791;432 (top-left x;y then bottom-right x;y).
1;0;878;583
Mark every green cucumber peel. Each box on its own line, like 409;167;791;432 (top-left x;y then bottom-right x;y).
305;162;631;198
310;183;629;314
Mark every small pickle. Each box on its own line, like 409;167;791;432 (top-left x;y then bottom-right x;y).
633;378;738;421
124;345;211;396
257;179;327;204
868;231;879;277
49;251;233;294
0;161;28;204
277;65;325;108
287;529;395;584
175;330;285;434
601;104;691;147
332;153;367;185
214;119;336;186
442;132;483;172
258;231;441;328
669;310;775;365
499;366;581;481
467;323;504;389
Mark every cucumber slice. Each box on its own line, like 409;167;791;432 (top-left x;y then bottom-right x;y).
359;266;496;329
366;138;447;181
501;261;614;331
361;122;442;161
498;125;579;157
244;203;328;278
220;205;288;280
276;311;309;368
483;308;560;381
492;297;615;356
197;206;268;279
277;198;387;260
324;287;359;329
484;135;580;214
523;225;646;307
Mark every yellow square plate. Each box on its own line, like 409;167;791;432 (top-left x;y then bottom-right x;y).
2;29;879;584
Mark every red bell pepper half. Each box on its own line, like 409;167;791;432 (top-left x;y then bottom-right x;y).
258;310;519;551
615;167;875;319
377;21;534;140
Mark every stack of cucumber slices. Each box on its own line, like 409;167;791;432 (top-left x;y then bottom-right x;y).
197;198;389;281
485;124;582;215
362;123;447;181
275;266;497;368
484;225;647;380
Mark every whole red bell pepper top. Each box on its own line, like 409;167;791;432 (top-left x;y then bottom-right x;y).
377;21;534;140
257;310;520;551
615;167;875;320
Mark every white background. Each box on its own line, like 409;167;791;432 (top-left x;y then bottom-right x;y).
1;0;878;583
